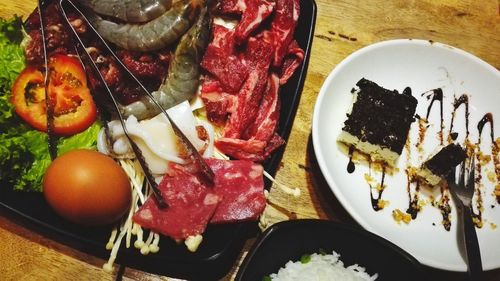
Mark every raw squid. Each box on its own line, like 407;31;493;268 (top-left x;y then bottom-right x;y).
78;0;172;23
87;0;200;51
98;101;215;175
122;6;211;120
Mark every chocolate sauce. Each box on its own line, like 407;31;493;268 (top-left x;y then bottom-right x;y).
404;134;420;219
406;179;420;219
478;113;494;144
423;88;444;145
437;187;452;231
347;146;355;173
450;132;459;140
416;117;427;159
477;113;500;203
448;94;470;143
370;164;386;211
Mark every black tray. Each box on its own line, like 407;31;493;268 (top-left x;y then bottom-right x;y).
0;0;317;279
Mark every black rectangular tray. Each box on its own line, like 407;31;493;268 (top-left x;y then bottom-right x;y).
0;0;316;279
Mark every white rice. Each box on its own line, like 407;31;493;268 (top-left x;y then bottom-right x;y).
269;250;378;281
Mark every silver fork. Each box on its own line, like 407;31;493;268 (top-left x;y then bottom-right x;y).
447;155;483;281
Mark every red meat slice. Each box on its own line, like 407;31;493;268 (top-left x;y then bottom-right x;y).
201;25;248;93
234;0;275;43
215;138;267;162
223;37;274;138
201;46;248;93
200;88;236;125
210;24;237;52
264;133;286;157
201;76;224;93
244;73;280;141
207;159;266;223
216;134;285;162
216;137;267;159
279;40;305;85
215;0;242;14
216;74;285;161
271;0;300;67
132;166;221;241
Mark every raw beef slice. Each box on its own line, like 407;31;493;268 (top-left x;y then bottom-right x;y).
133;167;220;240
207;159;266;223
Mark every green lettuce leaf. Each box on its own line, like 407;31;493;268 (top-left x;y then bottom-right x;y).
15;123;102;192
0;16;102;192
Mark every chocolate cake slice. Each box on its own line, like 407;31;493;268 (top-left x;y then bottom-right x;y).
415;143;466;185
337;78;418;165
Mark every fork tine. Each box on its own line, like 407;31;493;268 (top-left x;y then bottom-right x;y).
467;154;475;191
458;159;466;189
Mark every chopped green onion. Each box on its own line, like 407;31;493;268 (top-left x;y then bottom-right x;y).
300;254;311;264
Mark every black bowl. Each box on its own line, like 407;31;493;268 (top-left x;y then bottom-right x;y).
235;219;424;281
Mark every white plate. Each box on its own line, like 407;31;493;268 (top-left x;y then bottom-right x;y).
312;39;500;271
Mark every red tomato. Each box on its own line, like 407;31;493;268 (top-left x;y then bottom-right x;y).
11;54;97;136
43;149;131;226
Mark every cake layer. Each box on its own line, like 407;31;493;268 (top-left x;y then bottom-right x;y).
416;143;466;186
414;166;443;186
339;78;418;165
338;131;400;164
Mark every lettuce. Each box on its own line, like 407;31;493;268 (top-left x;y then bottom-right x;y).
0;16;25;132
0;16;102;192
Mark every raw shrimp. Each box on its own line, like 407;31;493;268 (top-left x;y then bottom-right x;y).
122;7;211;120
87;0;200;52
78;0;172;23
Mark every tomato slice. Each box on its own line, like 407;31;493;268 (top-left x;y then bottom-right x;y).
11;54;97;136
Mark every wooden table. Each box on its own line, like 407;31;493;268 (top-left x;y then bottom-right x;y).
0;0;498;280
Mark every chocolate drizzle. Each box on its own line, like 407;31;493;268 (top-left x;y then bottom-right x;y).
404;129;421;220
423;88;445;145
478;113;494;137
436;187;452;231
448;94;470;143
369;162;387;211
347;146;355;173
477;113;500;204
406;176;420;219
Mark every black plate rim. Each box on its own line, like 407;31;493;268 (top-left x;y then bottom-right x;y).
235;219;424;280
0;0;318;279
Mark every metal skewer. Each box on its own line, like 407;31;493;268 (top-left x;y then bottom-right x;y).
59;0;168;208
37;0;58;160
60;0;215;186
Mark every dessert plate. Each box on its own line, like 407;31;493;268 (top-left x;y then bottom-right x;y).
312;39;500;271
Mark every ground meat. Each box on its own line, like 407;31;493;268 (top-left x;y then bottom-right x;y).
25;30;44;66
23;3;74;66
116;49;170;80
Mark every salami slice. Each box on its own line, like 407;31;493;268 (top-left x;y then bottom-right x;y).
132;166;220;241
207;159;266;224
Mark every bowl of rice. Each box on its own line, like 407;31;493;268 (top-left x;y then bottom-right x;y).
235;219;423;281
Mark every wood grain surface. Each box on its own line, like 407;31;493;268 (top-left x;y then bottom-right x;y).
0;0;499;280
